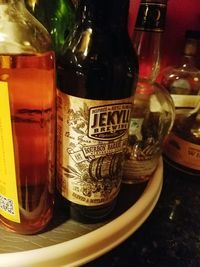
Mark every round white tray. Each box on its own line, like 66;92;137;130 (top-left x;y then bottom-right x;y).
0;158;163;267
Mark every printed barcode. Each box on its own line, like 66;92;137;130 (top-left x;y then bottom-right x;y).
0;194;15;215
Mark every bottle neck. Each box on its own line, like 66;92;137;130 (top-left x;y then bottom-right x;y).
0;0;27;23
77;0;130;32
181;38;198;68
0;0;25;12
0;0;24;4
132;0;167;82
134;0;167;33
181;54;196;68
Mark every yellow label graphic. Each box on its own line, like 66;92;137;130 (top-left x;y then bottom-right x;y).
0;81;20;222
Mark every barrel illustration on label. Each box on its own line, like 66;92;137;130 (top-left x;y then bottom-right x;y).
89;153;123;181
57;93;131;207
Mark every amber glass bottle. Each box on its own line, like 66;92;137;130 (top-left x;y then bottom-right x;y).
163;99;200;176
56;0;138;222
161;30;200;108
0;0;56;234
161;30;200;176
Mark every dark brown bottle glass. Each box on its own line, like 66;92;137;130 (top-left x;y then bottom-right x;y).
56;0;138;222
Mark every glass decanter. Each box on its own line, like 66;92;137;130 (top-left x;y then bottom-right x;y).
123;79;175;184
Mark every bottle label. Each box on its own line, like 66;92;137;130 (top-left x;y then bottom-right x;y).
57;91;132;206
163;132;200;171
124;117;161;180
135;2;167;32
171;94;200;109
0;81;20;223
124;156;158;178
171;95;200;117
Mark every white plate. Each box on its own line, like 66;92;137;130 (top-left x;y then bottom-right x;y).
0;158;163;267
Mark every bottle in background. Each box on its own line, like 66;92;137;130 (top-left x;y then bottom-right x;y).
56;0;138;222
123;0;173;184
132;0;168;82
160;30;200;109
25;0;76;56
0;0;56;234
123;80;174;184
163;99;200;176
128;0;141;37
160;30;200;176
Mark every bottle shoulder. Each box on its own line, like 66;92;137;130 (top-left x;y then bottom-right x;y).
161;63;200;76
57;24;139;99
160;65;200;95
174;111;200;145
60;26;138;70
0;6;52;54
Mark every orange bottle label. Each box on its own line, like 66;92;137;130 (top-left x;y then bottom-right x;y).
164;132;200;171
0;81;20;222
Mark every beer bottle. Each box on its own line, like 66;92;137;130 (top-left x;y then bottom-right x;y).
56;0;138;222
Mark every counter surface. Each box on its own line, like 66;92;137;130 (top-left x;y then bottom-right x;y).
84;162;200;267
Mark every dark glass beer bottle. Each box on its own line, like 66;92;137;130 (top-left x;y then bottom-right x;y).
56;0;138;222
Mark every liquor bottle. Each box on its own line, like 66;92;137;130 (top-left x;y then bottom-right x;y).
163;98;200;176
160;30;200;112
0;0;56;234
160;30;200;176
123;80;175;184
56;0;138;222
25;0;76;56
132;0;168;82
122;0;173;184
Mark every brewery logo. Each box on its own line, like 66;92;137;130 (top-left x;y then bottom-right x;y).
88;103;132;140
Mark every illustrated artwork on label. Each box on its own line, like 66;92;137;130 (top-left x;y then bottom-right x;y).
57;93;132;206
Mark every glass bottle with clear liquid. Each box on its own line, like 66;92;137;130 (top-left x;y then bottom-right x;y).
123;80;175;183
0;0;56;234
132;0;168;82
122;0;174;184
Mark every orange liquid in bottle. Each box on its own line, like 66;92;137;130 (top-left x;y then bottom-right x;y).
0;52;56;234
